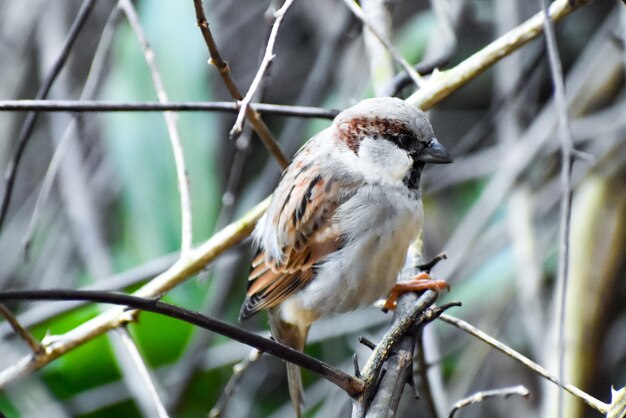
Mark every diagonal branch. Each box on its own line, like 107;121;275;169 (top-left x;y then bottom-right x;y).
230;0;297;137
406;0;592;110
439;314;609;414
120;0;194;253
341;0;425;89
0;304;43;355
0;0;98;231
192;0;289;168
448;385;530;418
0;289;364;397
112;327;170;418
21;5;124;259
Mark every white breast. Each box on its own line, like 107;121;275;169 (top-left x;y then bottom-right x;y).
278;183;422;328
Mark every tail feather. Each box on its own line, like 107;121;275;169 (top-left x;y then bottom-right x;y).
268;310;310;418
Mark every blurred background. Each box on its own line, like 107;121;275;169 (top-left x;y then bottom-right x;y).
0;0;623;417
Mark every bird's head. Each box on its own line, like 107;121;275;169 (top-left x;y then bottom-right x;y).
334;97;452;188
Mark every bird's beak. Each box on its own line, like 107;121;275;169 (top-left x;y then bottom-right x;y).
415;138;453;164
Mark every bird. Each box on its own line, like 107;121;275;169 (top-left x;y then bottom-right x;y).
239;97;452;416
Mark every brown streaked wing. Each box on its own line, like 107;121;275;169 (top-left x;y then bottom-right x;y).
241;153;354;319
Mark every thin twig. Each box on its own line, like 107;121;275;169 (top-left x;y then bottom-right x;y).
0;304;43;355
21;5;124;258
0;100;339;118
0;289;364;396
209;349;261;418
0;0;97;231
415;329;439;418
120;0;193;254
230;0;297;137
447;385;530;418
113;327;170;418
380;0;460;97
192;0;289;168
341;0;426;88
438;314;609;414
539;1;575;417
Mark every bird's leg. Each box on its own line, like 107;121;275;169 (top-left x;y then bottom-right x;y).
383;272;449;311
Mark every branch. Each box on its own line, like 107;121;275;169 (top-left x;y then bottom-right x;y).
415;328;439;418
341;0;425;88
120;0;193;254
539;1;575;416
20;5;124;259
209;349;261;418
192;0;289;168
350;282;459;417
0;100;338;118
0;304;43;355
448;385;530;418
0;290;364;396
363;302;460;418
230;0;297;137
406;0;592;111
438;314;610;414
112;327;170;418
0;0;98;231
608;387;626;418
0;252;179;339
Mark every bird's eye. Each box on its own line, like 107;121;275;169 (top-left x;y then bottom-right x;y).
397;134;413;149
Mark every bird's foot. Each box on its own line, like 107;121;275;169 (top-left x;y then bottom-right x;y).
383;272;449;311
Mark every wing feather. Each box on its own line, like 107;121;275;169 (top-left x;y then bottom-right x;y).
240;140;359;320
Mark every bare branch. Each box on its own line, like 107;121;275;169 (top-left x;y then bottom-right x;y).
415;330;439;418
120;0;193;253
0;304;43;355
0;100;339;119
112;327;170;418
209;349;261;418
539;1;576;416
0;0;98;231
192;0;289;168
230;0;297;137
407;0;593;110
438;314;610;414
0;197;268;386
340;0;425;89
351;289;458;417
0;252;179;339
448;385;530;418
608;387;626;418
21;5;123;257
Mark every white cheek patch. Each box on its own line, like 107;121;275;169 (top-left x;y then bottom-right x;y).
357;137;412;183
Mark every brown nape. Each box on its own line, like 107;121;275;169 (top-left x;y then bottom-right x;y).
336;117;412;154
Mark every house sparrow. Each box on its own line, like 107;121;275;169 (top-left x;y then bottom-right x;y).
239;97;452;416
